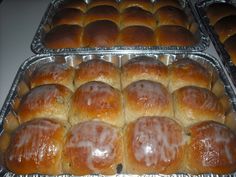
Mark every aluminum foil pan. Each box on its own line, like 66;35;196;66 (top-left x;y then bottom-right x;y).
195;0;236;86
30;0;209;54
0;51;236;177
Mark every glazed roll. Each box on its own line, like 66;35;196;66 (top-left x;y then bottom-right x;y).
186;121;236;174
82;20;119;47
30;62;75;91
155;25;197;47
168;58;212;92
119;0;154;12
63;120;123;175
123;80;173;123
5;118;66;175
125;116;185;174
17;84;73;124
69;81;124;127
154;0;181;11
224;34;236;65
44;25;83;49
173;86;225;127
60;0;87;12
121;56;168;89
87;0;119;10
74;59;121;90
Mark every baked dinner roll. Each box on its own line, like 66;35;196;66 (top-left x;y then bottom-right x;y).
155;6;189;29
168;58;211;92
224;33;236;65
63;120;123;175
17;84;73;124
84;5;120;26
155;25;197;46
119;0;154;13
123;80;173;123
206;3;236;25
61;0;87;12
87;0;119;10
30;62;75;91
44;25;83;49
213;15;236;43
119;26;155;46
5;118;66;175
82;20;119;47
52;8;84;27
173;86;225;127
125;116;185;174
121;56;168;89
120;7;156;30
74;59;120;90
69;81;123;127
154;0;181;11
186;121;236;174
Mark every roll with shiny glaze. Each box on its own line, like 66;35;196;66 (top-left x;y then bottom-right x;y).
119;0;154;12
224;34;236;65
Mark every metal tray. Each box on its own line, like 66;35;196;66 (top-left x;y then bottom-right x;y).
30;0;209;54
195;0;236;86
0;51;236;177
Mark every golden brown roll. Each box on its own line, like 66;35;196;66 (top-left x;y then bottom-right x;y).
30;62;75;91
168;58;212;92
84;5;120;26
213;15;236;43
63;120;123;175
61;0;87;12
186;121;236;174
155;25;197;47
17;84;73;124
87;0;119;10
5;118;66;175
74;59;120;90
206;3;236;25
121;56;168;89
224;33;236;65
120;7;156;30
125;116;185;174
82;20;119;47
44;25;83;49
119;0;154;12
155;6;189;29
154;0;181;11
119;26;155;46
69;81;124;127
173;86;225;127
52;8;84;27
123;80;173;123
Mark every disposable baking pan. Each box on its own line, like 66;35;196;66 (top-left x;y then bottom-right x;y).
195;0;236;86
0;51;236;176
30;0;209;54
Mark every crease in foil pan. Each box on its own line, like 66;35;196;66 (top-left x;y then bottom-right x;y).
30;0;209;54
195;0;236;86
1;51;236;177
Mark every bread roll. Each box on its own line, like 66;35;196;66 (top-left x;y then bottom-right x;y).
206;3;236;25
154;0;181;11
173;86;225;127
168;58;212;92
121;56;168;89
17;84;73;124
63;120;123;175
5;118;66;175
87;0;119;10
119;0;154;12
61;0;87;12
155;6;189;29
120;7;156;30
224;33;236;65
30;62;75;91
119;26;155;46
52;8;84;27
84;5;120;26
214;15;236;43
186;121;236;174
123;80;173;123
69;81;124;127
125;116;185;174
155;25;197;46
74;59;120;90
82;20;119;47
44;25;83;49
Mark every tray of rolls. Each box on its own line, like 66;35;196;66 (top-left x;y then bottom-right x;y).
195;0;236;87
0;52;236;176
30;0;209;54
